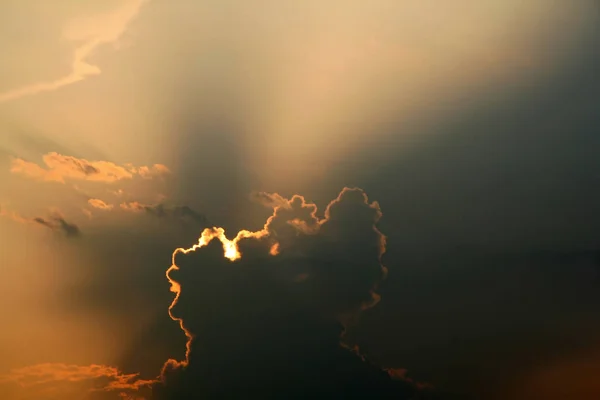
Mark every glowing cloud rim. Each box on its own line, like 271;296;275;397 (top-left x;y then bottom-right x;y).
161;187;386;375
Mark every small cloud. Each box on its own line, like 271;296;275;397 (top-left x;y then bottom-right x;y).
88;198;114;210
33;213;81;237
120;201;146;213
155;188;402;398
2;206;80;237
121;202;208;225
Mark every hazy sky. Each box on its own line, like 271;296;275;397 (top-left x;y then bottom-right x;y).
1;1;599;399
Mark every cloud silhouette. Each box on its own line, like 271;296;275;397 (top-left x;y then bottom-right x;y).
152;188;445;399
33;214;81;237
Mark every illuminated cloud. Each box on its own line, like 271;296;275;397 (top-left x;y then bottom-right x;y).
151;188;435;398
0;0;148;103
10;152;170;184
88;198;114;210
135;164;172;179
0;363;153;400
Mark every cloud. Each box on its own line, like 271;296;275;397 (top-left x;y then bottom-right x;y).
151;188;442;398
1;206;81;237
4;188;452;399
10;152;170;184
33;214;81;237
120;202;208;225
0;363;153;400
89;198;114;210
0;0;148;103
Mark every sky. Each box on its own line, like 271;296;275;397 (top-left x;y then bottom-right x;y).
0;1;599;399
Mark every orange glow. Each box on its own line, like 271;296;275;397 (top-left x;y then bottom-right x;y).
0;363;155;399
269;242;280;256
120;201;147;212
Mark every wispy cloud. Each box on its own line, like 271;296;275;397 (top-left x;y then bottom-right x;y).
1;205;81;237
0;205;29;224
0;0;148;103
10;152;169;184
33;214;81;237
120;201;208;225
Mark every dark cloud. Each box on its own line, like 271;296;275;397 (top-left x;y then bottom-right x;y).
120;202;208;225
151;188;456;399
33;214;81;237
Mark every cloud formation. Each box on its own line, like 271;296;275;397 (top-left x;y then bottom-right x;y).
249;191;291;209
120;202;208;225
1;206;81;237
0;363;153;400
88;198;114;210
0;0;148;103
152;188;442;398
2;188;456;399
33;214;81;237
10;152;170;184
136;164;171;180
